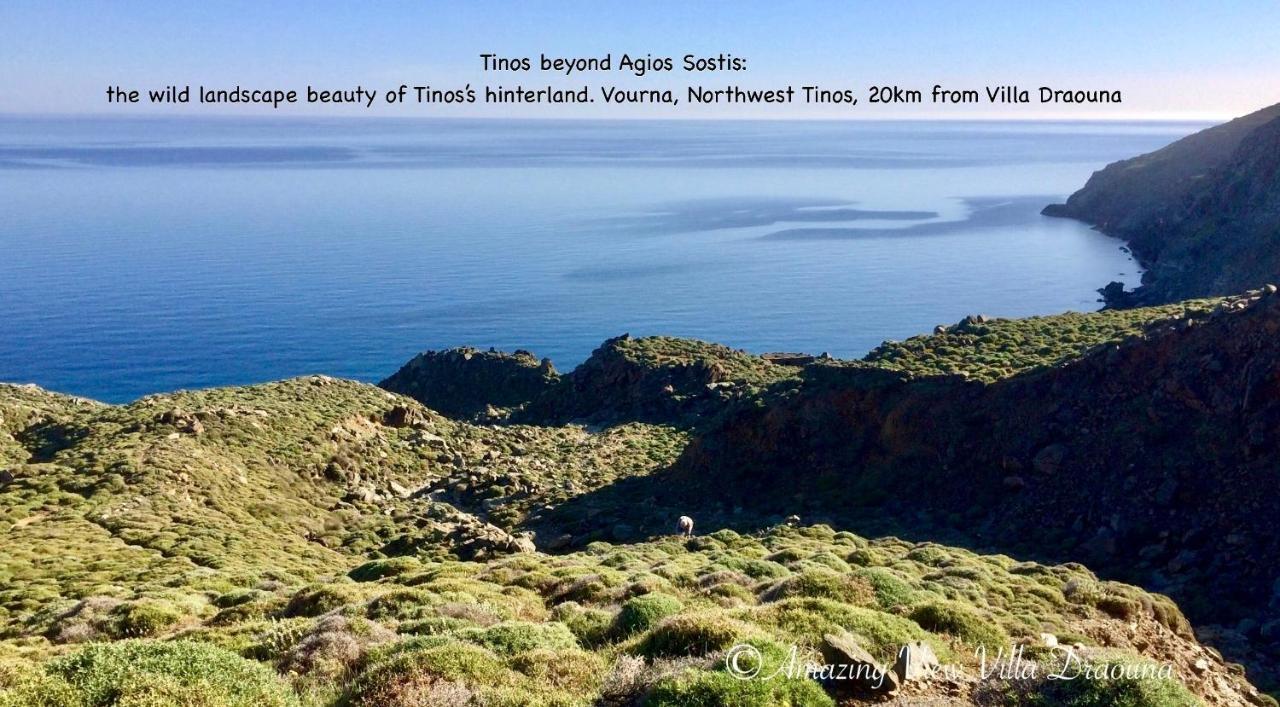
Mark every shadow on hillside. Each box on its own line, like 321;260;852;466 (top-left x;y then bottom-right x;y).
535;458;1068;572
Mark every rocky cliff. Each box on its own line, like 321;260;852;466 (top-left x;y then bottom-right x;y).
664;288;1280;686
383;335;800;427
379;346;559;419
369;295;1280;694
1044;102;1280;306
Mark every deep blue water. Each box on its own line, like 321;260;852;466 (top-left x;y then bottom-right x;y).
0;117;1205;403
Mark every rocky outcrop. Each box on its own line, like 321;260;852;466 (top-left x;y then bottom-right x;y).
519;334;798;426
379;347;559;419
668;288;1280;685
371;497;539;561
381;337;797;427
1045;102;1280;306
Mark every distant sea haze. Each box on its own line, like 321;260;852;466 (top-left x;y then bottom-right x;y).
0;117;1205;402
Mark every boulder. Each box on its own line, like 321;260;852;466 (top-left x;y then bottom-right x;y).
820;632;899;696
510;533;537;554
893;641;940;683
383;405;430;429
954;314;992;331
543;533;574;551
1032;443;1067;475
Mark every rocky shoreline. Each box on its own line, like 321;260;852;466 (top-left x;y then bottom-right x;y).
1044;101;1280;308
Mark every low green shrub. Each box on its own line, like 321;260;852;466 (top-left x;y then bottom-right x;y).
855;567;916;610
456;621;578;655
749;598;939;662
909;601;1009;650
1020;658;1198;706
550;602;614;647
344;640;510;705
612;594;683;637
9;640;298;707
348;557;421;583
509;648;605;693
759;569;873;605
284;584;362;618
635;613;751;659
644;667;833;707
108;601;185;638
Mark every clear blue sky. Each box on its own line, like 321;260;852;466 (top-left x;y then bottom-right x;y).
2;0;1277;119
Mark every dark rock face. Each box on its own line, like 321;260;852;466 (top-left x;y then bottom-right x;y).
521;335;730;425
669;289;1280;683
1044;102;1280;306
515;335;795;427
383;336;794;427
379;347;558;419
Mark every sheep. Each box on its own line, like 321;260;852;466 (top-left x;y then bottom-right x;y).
677;515;694;537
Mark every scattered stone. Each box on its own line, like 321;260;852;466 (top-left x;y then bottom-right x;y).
762;352;817;367
954;314;992;331
158;408;204;435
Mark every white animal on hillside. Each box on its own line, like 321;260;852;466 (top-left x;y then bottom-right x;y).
677;515;694;537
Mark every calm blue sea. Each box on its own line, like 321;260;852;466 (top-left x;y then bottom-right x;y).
0;116;1205;403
